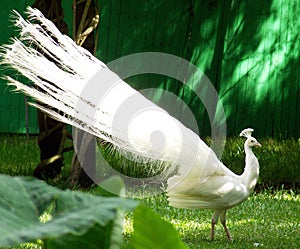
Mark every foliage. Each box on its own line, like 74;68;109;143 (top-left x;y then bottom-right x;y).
0;174;189;249
131;205;188;249
0;174;137;248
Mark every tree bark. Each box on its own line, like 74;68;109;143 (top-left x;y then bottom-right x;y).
68;0;99;188
32;0;69;180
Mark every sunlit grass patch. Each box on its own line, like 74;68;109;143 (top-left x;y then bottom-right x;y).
122;190;300;248
6;242;42;249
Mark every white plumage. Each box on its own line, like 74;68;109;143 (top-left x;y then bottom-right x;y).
0;8;261;241
167;128;261;240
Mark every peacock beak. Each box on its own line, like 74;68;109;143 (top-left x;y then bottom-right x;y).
255;141;262;147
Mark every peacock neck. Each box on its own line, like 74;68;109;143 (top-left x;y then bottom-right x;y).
242;145;260;193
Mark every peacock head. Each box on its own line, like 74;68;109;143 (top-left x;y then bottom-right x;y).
239;128;262;148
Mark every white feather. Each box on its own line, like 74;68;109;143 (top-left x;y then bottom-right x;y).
239;128;254;138
0;7;228;179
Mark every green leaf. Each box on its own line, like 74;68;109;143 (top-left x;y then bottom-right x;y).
44;176;128;249
0;174;137;248
44;222;113;249
131;205;189;249
93;175;126;197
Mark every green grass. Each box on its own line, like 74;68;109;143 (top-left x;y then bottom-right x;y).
131;190;300;249
0;134;73;182
0;135;39;176
0;134;300;248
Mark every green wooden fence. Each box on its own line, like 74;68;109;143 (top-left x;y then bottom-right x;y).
0;0;299;137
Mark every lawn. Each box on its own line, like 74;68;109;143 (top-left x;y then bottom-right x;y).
136;190;300;249
0;134;299;248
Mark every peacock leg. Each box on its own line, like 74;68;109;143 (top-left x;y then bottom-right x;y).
210;210;220;241
220;210;232;241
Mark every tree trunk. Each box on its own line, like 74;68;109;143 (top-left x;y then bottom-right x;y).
68;0;99;188
32;0;69;180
